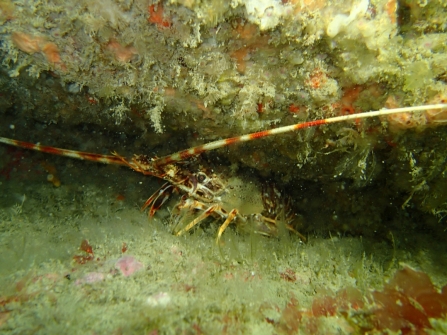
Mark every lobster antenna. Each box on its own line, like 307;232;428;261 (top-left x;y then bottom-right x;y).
1;104;446;168
152;104;447;166
0;137;127;165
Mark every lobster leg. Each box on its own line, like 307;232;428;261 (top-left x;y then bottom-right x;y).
174;203;220;237
173;198;245;240
141;182;174;217
216;209;239;244
253;215;307;242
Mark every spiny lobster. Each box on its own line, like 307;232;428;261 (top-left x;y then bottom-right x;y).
1;104;446;243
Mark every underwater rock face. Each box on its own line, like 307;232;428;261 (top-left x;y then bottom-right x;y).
0;0;447;235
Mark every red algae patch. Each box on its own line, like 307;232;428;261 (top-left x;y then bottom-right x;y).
274;266;447;334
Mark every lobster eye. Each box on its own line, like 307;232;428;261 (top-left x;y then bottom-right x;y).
197;172;206;183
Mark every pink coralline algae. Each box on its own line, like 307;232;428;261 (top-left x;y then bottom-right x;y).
115;256;143;277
